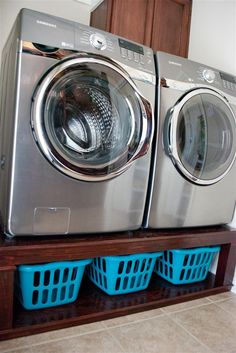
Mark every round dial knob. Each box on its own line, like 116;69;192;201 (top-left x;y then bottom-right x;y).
202;69;216;83
90;33;107;50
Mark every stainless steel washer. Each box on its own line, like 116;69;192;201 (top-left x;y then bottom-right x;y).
0;9;156;236
145;52;236;228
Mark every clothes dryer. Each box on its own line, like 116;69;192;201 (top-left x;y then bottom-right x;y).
146;52;236;228
0;9;155;236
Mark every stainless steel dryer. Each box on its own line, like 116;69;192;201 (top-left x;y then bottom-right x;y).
146;52;236;228
0;9;156;236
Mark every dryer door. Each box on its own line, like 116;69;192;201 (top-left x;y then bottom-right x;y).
166;88;236;185
32;54;152;181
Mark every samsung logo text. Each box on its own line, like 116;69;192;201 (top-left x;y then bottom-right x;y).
36;20;57;28
168;61;182;67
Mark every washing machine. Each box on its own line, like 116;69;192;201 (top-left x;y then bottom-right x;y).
145;51;236;228
0;9;156;236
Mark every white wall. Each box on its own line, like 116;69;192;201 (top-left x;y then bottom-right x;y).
188;0;236;75
188;0;236;292
0;0;91;63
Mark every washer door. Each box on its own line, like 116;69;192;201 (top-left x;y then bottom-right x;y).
32;54;152;181
166;88;236;185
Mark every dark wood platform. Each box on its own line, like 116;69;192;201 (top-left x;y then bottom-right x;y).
0;226;235;340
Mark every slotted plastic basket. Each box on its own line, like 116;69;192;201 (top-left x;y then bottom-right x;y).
17;259;92;310
155;246;220;285
87;252;163;295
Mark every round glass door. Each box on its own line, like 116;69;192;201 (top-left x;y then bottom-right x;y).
167;88;236;185
32;54;152;181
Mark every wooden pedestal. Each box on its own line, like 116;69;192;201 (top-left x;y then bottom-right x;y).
0;226;235;340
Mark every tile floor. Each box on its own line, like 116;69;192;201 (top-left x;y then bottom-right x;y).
1;292;236;353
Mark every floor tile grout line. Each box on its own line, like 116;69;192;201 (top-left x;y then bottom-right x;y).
0;327;108;352
101;299;223;327
161;301;214;314
0;302;215;352
0;347;30;353
102;312;167;329
100;321;109;330
0;313;168;352
29;327;108;346
206;297;213;302
106;308;215;353
104;327;126;353
0;339;32;353
207;292;236;302
207;297;236;304
213;300;236;318
0;314;167;352
167;314;214;353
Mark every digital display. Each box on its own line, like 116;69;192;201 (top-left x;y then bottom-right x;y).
118;38;144;55
220;72;236;84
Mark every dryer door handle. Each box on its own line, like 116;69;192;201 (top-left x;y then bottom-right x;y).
163;107;174;157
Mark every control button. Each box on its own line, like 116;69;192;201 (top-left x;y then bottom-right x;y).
202;69;216;83
134;52;139;62
127;50;133;60
120;47;127;58
90;33;107;50
140;54;145;64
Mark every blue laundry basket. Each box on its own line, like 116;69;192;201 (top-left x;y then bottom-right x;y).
17;259;92;310
87;252;163;295
155;246;220;284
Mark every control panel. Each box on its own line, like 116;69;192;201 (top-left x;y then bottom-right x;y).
118;38;153;66
220;72;236;92
76;26;155;74
158;53;236;96
198;66;236;93
21;9;156;76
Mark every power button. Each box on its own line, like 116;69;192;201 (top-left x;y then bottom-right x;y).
90;33;107;50
202;69;216;83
